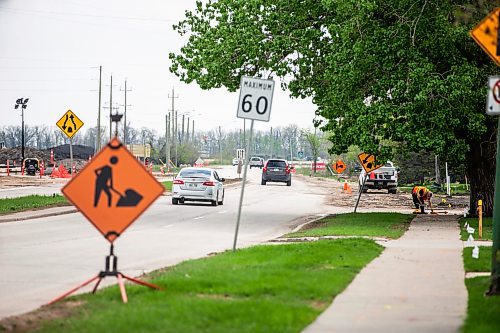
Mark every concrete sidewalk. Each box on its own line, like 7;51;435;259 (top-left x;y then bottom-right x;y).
303;214;467;333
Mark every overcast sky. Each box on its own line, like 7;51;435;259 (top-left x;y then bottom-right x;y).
0;0;317;136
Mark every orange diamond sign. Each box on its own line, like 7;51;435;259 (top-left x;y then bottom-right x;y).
333;160;346;174
470;8;500;66
358;153;383;173
62;137;164;243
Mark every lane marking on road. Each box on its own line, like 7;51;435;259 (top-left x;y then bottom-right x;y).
193;216;205;220
163;224;173;228
218;210;228;214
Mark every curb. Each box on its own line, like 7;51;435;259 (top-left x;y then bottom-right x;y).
0;208;78;223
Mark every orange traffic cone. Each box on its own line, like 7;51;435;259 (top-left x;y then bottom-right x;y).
343;180;348;191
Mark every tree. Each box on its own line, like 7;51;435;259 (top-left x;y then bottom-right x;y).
170;0;498;217
302;128;322;173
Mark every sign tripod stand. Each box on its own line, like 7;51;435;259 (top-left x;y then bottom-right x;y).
49;114;166;304
48;242;163;305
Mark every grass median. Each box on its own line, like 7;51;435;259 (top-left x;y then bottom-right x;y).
285;212;413;239
162;180;173;191
16;239;382;333
462;277;500;333
460;217;493;241
0;195;69;215
463;247;492;273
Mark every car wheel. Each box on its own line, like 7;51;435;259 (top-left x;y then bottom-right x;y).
261;179;266;185
172;198;179;205
218;190;224;205
389;188;397;194
286;180;291;186
211;191;219;206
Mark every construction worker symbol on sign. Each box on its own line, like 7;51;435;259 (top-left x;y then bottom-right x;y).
62;137;164;243
94;156;143;207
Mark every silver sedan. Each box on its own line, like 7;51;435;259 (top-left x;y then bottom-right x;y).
171;167;225;206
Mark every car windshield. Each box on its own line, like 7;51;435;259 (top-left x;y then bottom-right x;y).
251;157;260;161
267;160;286;168
179;169;211;177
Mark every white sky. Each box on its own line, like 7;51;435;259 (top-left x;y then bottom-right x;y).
0;0;317;135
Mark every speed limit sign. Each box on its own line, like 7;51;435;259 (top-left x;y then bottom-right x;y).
236;76;275;122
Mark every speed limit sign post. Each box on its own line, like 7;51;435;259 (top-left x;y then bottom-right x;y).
233;76;275;251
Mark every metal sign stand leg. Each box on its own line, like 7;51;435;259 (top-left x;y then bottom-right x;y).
47;243;163;305
233;119;254;251
354;175;368;213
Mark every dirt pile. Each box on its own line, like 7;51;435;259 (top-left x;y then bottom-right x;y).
0;145;94;164
296;175;469;210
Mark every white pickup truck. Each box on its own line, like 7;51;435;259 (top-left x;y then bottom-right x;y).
358;161;398;194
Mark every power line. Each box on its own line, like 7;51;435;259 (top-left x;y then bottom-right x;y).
0;6;176;22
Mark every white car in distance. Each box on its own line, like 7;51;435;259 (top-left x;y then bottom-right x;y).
172;167;225;206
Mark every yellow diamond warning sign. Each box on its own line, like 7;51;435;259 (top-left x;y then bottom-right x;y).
56;110;84;138
470;8;500;67
62;138;164;243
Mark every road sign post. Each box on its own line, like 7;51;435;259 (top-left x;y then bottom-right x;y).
56;110;84;176
470;8;500;295
233;76;275;251
354;153;383;213
49;137;165;304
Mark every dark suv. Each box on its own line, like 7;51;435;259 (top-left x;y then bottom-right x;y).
261;159;292;186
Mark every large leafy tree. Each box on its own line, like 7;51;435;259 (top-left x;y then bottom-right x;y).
170;0;499;215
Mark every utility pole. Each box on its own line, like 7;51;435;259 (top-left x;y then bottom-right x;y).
186;117;190;143
120;80;132;145
97;66;102;151
165;113;170;170
218;125;223;164
270;127;273;158
168;87;178;166
181;114;185;144
192;119;195;142
109;75;113;140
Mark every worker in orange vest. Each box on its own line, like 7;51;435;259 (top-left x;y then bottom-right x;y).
412;186;434;213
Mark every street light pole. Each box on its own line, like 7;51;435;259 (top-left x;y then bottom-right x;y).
14;98;29;162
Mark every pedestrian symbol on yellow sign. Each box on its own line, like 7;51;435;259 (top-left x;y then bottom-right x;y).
62;137;164;243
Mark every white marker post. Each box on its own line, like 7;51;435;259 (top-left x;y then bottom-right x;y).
233;76;275;251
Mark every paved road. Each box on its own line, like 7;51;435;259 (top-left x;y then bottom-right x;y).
0;166;332;319
0;184;63;199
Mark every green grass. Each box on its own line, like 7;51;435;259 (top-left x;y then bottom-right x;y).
460;217;493;241
162;180;173;191
0;195;68;215
285;213;413;239
33;239;382;333
461;277;500;333
463;247;492;272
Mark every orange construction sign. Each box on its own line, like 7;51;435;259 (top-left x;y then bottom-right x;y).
62;137;164;243
358;153;383;173
333;160;346;174
470;8;500;67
